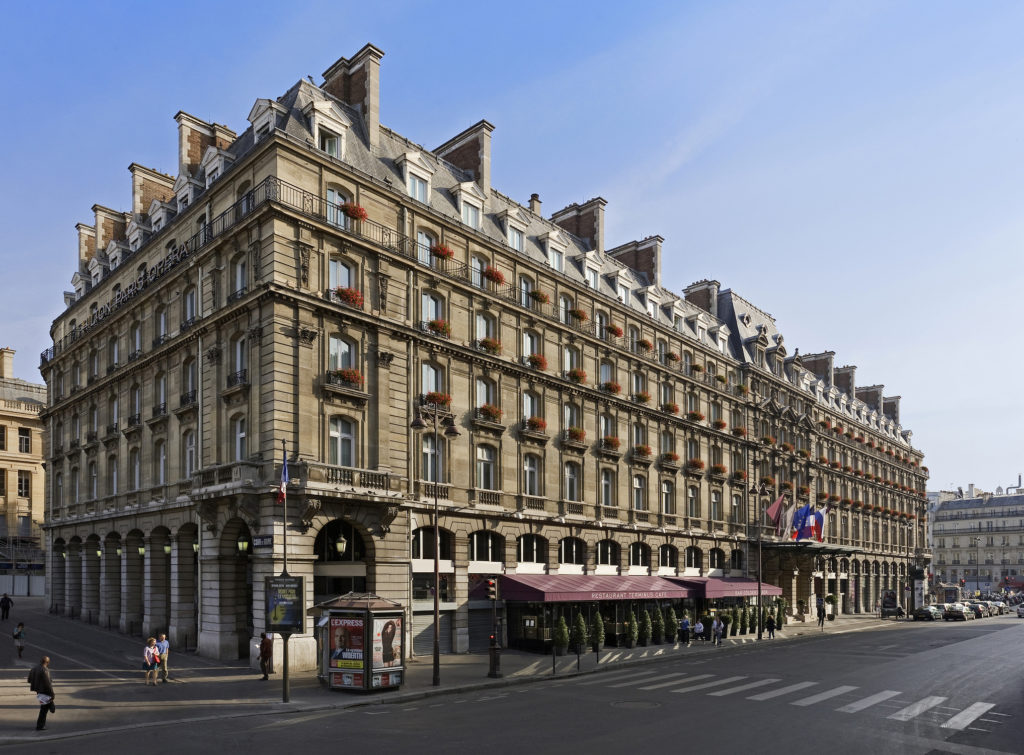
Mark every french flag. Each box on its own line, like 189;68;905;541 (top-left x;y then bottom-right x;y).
277;445;289;505
791;504;816;541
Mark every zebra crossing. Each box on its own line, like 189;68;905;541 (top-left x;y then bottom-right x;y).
570;670;1000;732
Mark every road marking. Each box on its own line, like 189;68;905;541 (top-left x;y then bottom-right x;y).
708;678;781;697
888;696;946;721
639;674;712;691
941;702;996;731
836;690;901;713
748;681;818;701
670;676;746;694
577;669;658;686
874;644;898;651
791;685;858;706
609;672;688;688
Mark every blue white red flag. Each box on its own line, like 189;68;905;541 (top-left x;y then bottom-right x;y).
792;504;815;541
277;446;289;505
814;504;834;542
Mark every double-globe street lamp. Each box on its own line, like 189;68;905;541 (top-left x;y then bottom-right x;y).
411;401;460;687
748;479;771;641
971;535;982;596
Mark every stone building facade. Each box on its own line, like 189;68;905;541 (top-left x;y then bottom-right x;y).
40;44;930;668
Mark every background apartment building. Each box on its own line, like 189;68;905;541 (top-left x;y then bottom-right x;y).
40;44;930;669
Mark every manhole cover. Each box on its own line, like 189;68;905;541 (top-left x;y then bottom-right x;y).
611;700;661;710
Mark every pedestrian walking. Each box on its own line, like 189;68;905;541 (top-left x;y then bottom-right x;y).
258;632;273;680
713;618;723;646
694;619;705;643
155;633;170;682
13;622;25;658
0;593;12;620
765;615;776;639
817;607;826;628
27;655;54;731
143;637;159;686
680;616;690;646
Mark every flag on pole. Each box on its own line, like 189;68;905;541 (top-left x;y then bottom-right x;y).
277;445;289;505
815;504;834;542
778;501;796;537
792;504;815;541
765;494;785;527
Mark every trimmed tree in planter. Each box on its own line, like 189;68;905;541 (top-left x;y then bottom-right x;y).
553;616;569;656
590;613;605;652
571;613;588;654
664;606;677;643
761;606;769;634
720;612;732;638
730;607;740;636
776;598;788;628
652;606;665;644
639;609;652;646
626;610;639;648
740;607;749;634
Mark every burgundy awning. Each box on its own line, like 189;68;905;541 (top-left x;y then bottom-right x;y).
668;577;783;599
498;574;697;603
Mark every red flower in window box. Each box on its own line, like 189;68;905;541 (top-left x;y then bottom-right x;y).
731;427;748;437
829;494;841;502
798;448;811;459
478;403;503;422
566;426;586;442
568;307;588;322
781;481;794;491
735;384;749;395
600;381;621;394
636;338;653;351
798;485;810;497
712;419;727;430
662;402;680;415
478;337;502;355
690;363;704;373
526;416;547;432
833;425;844;434
667;351;681;362
818;419;831;430
527;353;547;370
566;368;587;384
482;266;505;285
602;436;621;450
817;455;828;464
430;243;455;259
662;452;680;463
714;374;727;384
759;476;775;488
780;442;794;453
687;411;705;422
605;324;624;338
761;435;776;446
710;464;727;476
867;440;876;448
528;289;549;304
331;368;364;387
334;286;364;309
424;391;451;407
686;458;705;471
829;461;840;469
855;435;865;443
732;470;748;482
634;444;653;458
842;465;853;473
340;202;368;221
634;391;651;404
427;319;452;337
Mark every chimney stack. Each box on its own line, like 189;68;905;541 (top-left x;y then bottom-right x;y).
551;197;606;254
529;193;542;215
683;279;720;317
0;348;13;379
76;223;96;268
321;43;385;151
129;164;176;216
175;111;217;177
436;120;495;198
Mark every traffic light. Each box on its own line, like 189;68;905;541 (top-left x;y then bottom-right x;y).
486;578;498;601
959;578;966;586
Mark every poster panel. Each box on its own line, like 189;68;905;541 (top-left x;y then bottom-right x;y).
329;616;365;669
265;576;304;634
372;615;403;669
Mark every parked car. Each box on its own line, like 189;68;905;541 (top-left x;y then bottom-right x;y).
990;601;1007;614
943;603;974;621
1016;604;1024;618
965;602;988;618
911;606;942;621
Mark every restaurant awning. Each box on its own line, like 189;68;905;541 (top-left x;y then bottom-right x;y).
498;574;697;603
667;576;783;599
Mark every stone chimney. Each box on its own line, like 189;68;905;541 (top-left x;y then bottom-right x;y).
436;120;495;199
175;112;219;177
608;236;663;287
800;351;835;388
76;223;96;267
93;205;127;255
551;197;606;254
834;365;856;398
855;385;884;414
883;395;901;424
683;279;721;317
529;193;542;215
321;43;385;151
129;164;176;216
0;348;13;379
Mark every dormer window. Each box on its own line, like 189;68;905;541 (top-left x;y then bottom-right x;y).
249;98;288;144
509;226;524;252
587;268;599;289
408;173;428;202
462;201;480;229
319;129;340;157
452;181;486;231
549;247;563;272
206;168;219;184
621;284;630;305
396;150;436;206
179;193;190;211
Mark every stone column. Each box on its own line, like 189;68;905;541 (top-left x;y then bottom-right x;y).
99;546;122;630
199;554;249;661
81;547;101;624
169;538;197;649
121;545;144;635
50;549;66;614
144;536;171;637
65;544;82;619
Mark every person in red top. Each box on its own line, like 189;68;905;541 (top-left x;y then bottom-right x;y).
258;633;273;681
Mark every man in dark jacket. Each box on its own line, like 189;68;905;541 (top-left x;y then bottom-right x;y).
258;633;273;680
27;656;54;731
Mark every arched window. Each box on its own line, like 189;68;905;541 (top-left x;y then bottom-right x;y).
411;527;452;559
710;491;722;521
476;445;496;490
329;335;356;371
231;255;247;298
416;230;435;265
661;480;675;514
657;339;668;363
559;295;573;324
685;546;702;570
627;326;640;353
600;469;615;507
231;335;246;374
422;434;444;482
564;461;581;501
182;285;198;326
517;534;547;563
660;431;674;455
559;537;586;565
469;531;503;562
54;472;63;507
421;362;444;395
519;275;535;307
599;413;615;439
709;548;725;570
328;257;354;290
154;306;167;342
129;448;141;490
631;370;645;395
632;475;647;510
182;431;196;478
421;291;444;323
475;312;496;342
597;540;619;566
632;422;646;446
629;542;650;567
595;311;608;340
521;329;539;359
328;417;355;466
107;336;119;369
326;186;350;228
130;323;142;355
108;394;119;429
106;456;117;496
599;360;614;385
562;402;580;430
475;377;496;408
233;416;247;461
87;461;97;499
730;549;745;571
660;544;678;570
563;344;580;370
88;404;98;433
154;440;166;485
687;486;700;518
522;391;541;421
470;255;487;288
660;381;673;405
155;373;167;411
182;358;197;403
237;181;254;216
523;454;540;496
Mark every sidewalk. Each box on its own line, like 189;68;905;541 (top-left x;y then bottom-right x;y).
0;606;894;746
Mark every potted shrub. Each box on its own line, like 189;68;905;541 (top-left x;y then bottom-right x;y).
731;426;747;437
761;435;777;446
553;616;569;656
568;307;588;322
527;352;547;370
429;243;455;260
634;390;651;404
730;607;739;636
333;286;364;309
566;426;586;443
424;391;451;407
651;608;664;644
605;324;624;338
720;613;732;637
482;266;505;285
330;368;364;387
731;470;747;483
666;351;681;363
776;598;787;628
590;613;605;652
715;374;728;384
661;402;679;414
686;458;705;472
710;463;727;476
528;289;550;305
739;607;749;635
690;363;704;373
780;442;794;453
526;416;547;432
664;606;677;643
602;436;621;451
340;202;368;221
634;444;652;458
478;337;502;355
686;410;705;422
639;610;652;646
759;476;775;488
566;368;587;384
478;403;503;423
661;451;679;463
735;383;749;396
796;599;806;618
625;610;639;648
600;381;621;394
571;613;588;655
427;318;452;337
712;419;728;430
637;338;653;351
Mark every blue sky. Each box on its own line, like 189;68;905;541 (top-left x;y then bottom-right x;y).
2;0;1022;493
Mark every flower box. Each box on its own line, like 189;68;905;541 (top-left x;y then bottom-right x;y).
781;481;794;491
761;435;776;446
566;368;587;384
817;456;828;465
478;404;503;423
430;243;455;260
842;465;853;473
666;352;680;362
735;384;749;395
330;368;364;387
634;391;651;404
840;498;852;506
731;427;747;437
482;266;505;285
662;402;679;415
605;324;624;338
334;286;364;309
478;337;502;355
526;416;547;432
712;419;728;430
731;470;748;482
424;391;452;407
855;435;865;443
427;319;452;337
600;381;622;394
818;419;831;430
568;308;589;322
340;202;368;221
528;289;550;304
527;353;547;370
797;486;810;497
636;338;653;351
602;436;621;450
662;452;680;463
759;476;775;488
566;426;586;442
845;430;854;439
686;411;705;422
798;449;810;459
714;374;727;384
634;444;652;458
690;364;704;373
686;458;705;471
853;469;863;476
829;494;840;502
829;461;840;469
710;464;728;476
780;442;794;453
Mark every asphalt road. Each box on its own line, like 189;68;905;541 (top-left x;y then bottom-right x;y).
5;603;1022;754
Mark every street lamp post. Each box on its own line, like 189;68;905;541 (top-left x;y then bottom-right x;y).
971;535;981;596
748;481;769;640
411;401;460;687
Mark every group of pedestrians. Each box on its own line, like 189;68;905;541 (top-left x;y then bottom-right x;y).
5;592;55;732
143;633;172;685
676;612;778;645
